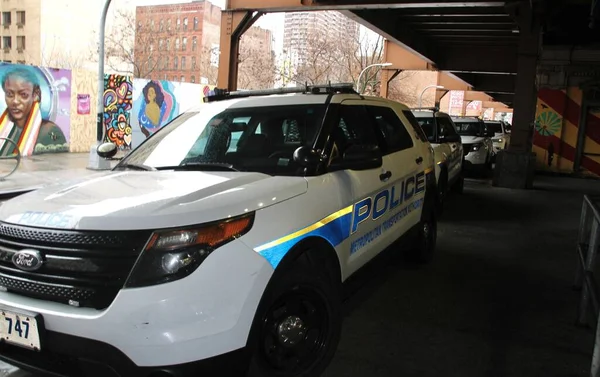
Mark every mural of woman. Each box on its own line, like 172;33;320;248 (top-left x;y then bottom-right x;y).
138;81;167;138
0;67;67;157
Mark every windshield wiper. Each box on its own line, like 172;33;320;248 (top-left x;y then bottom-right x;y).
156;162;239;172
115;163;157;171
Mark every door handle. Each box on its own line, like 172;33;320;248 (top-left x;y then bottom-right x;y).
415;157;423;164
379;171;392;181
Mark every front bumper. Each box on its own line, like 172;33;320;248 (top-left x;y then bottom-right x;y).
464;147;489;166
0;331;250;377
0;239;274;375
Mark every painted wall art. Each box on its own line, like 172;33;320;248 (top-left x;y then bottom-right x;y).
77;94;91;115
131;80;208;148
0;63;71;157
103;74;133;149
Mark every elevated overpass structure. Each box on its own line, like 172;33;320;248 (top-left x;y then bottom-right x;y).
217;0;600;188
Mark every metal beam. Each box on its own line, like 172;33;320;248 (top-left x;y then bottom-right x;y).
453;72;516;92
217;9;261;90
226;0;508;12
437;45;518;73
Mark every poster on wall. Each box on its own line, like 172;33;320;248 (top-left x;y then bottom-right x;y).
0;63;71;157
77;94;90;115
448;90;464;115
104;74;133;149
131;79;204;148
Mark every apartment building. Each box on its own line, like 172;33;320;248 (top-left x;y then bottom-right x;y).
134;0;221;83
0;0;132;70
283;11;359;68
0;0;39;65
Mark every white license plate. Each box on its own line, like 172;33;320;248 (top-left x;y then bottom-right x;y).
0;309;41;351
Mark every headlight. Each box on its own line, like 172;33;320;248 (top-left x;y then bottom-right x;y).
125;213;254;288
471;143;483;151
492;138;503;143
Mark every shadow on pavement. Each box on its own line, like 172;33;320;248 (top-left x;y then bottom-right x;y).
324;175;594;377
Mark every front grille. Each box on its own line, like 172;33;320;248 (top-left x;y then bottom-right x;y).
0;222;152;309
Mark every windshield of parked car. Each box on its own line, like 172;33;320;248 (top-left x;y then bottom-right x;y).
453;121;482;137
415;117;436;142
485;122;503;134
118;102;327;176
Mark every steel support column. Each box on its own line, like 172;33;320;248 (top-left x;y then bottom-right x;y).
493;2;541;189
217;8;262;90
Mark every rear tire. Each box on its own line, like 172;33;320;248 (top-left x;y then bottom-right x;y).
435;173;447;216
247;253;342;377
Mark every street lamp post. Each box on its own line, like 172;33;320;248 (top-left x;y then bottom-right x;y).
88;0;113;170
356;62;392;94
418;85;445;108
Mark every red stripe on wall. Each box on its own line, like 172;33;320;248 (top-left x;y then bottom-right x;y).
537;88;600;144
533;134;600;176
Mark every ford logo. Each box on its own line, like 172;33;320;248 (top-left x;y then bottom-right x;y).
12;249;43;272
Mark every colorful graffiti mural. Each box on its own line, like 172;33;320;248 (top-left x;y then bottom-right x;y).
131;79;179;147
103;74;133;149
0;63;71;156
533;87;600;176
130;80;215;148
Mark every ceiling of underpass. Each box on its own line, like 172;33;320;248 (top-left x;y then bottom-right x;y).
321;0;600;106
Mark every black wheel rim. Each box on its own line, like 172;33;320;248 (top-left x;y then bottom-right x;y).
259;285;331;375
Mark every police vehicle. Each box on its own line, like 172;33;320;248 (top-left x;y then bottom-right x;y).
411;107;464;212
451;116;495;171
0;84;437;377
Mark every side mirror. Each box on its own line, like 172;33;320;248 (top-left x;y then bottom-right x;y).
97;142;118;159
330;144;383;172
293;146;321;167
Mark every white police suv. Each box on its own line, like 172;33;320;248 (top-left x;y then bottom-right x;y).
411;108;464;212
0;84;437;377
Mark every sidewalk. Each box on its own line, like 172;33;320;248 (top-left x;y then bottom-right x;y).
0;152;117;194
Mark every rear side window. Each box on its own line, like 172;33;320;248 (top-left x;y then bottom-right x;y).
402;110;428;142
436;117;458;137
367;106;413;154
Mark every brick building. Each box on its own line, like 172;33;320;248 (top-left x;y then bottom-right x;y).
134;0;221;83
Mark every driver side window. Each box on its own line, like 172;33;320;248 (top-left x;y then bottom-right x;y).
330;105;379;161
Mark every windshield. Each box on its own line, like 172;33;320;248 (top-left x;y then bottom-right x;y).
119;103;327;176
416;117;436;142
485;122;503;134
454;121;482;137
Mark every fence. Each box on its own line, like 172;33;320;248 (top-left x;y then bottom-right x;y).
575;194;600;377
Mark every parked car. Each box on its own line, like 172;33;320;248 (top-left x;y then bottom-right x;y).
484;120;511;156
451;116;495;171
0;84;438;377
412;107;464;211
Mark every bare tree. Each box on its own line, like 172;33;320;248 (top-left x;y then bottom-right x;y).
336;31;385;93
237;34;276;90
41;38;87;69
196;46;219;85
387;71;420;105
91;9;177;78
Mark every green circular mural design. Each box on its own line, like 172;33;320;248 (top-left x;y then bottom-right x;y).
536;110;562;136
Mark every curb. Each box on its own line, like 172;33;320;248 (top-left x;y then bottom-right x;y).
0;187;41;200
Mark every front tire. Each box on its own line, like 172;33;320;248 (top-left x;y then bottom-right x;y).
247;256;342;377
405;202;438;264
453;170;464;194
